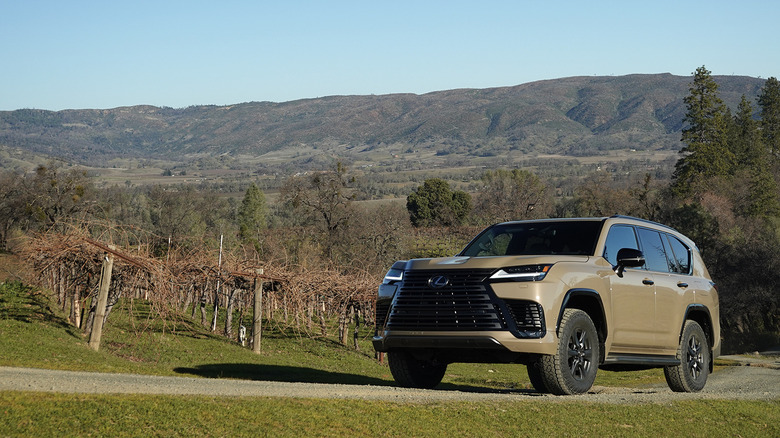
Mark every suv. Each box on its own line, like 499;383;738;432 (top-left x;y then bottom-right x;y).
373;216;720;395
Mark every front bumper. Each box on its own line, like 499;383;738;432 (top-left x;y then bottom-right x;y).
372;329;559;356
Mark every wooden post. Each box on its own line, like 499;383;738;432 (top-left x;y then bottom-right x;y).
210;234;224;332
252;268;264;353
89;250;114;351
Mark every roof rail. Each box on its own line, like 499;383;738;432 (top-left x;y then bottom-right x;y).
609;214;681;234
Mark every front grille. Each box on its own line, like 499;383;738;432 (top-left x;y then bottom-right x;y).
375;300;391;331
386;269;506;331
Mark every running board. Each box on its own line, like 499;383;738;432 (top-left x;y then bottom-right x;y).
603;354;680;366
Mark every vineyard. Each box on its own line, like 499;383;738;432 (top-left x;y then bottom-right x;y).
17;230;379;353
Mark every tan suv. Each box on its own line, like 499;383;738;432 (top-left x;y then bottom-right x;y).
373;216;720;395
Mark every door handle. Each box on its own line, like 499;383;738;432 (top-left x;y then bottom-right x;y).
677;282;689;288
642;279;655;285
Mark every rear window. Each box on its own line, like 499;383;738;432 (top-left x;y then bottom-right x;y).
460;221;603;257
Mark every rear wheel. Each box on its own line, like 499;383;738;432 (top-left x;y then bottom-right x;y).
664;320;710;392
539;308;599;395
387;350;447;389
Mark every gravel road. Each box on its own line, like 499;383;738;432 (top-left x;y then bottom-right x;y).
1;356;778;404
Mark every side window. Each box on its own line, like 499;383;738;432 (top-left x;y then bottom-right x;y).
660;234;680;273
636;228;671;273
603;225;639;266
667;235;691;275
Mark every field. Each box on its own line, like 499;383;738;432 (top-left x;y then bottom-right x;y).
2;144;679;192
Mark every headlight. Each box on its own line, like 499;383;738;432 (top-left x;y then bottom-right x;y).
490;264;552;282
382;267;404;284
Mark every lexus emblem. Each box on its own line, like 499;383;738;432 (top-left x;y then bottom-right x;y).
428;275;450;289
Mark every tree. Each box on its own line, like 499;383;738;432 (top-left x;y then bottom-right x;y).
237;183;268;247
337;202;412;273
758;77;780;164
672;66;733;197
406;178;471;227
147;185;207;252
473;169;549;223
572;171;626;217
730;96;762;167
730;95;780;218
21;162;93;233
744;168;780;218
0;170;25;250
279;163;355;260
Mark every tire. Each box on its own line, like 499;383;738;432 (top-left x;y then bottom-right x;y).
539;308;600;395
526;360;550;393
387;350;447;389
664;320;710;392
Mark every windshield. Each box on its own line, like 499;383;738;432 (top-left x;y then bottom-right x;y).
459;220;603;257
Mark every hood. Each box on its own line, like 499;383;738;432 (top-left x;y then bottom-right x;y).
404;255;590;271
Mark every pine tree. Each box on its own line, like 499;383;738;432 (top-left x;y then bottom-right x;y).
731;96;780;217
758;77;780;163
731;95;762;168
237;183;267;244
672;66;734;196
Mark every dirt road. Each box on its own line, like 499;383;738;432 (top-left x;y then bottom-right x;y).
1;356;778;404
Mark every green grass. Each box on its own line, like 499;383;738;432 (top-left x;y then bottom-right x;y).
2;280;778;437
1;393;777;437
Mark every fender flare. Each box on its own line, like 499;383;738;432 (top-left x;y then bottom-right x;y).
557;288;607;342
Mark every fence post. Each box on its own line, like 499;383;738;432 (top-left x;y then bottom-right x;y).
89;248;114;351
252;268;264;353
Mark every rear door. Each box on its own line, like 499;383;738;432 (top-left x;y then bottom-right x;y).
654;232;695;350
635;227;691;352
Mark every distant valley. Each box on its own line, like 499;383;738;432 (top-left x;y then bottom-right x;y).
0;73;766;177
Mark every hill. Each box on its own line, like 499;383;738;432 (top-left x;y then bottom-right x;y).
0;74;766;170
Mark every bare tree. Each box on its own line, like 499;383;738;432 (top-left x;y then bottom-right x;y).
19;162;94;233
279;163;355;260
473;169;550;223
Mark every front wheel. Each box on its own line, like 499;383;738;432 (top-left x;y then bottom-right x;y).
539;308;600;395
387;350;447;389
526;360;550;393
664;320;710;392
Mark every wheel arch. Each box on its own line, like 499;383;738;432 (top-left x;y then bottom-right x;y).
558;289;607;345
682;304;716;371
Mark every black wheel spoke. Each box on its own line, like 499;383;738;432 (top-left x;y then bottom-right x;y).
566;326;592;381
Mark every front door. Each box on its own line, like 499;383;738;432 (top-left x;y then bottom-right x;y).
603;225;657;350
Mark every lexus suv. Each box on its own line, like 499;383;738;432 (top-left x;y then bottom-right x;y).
373;216;720;395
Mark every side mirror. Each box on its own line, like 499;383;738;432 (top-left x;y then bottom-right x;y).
614;248;645;277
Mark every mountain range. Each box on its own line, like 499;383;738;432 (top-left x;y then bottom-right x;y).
0;73;767;169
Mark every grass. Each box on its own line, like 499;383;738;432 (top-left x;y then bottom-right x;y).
1;280;778;437
1;393;777;437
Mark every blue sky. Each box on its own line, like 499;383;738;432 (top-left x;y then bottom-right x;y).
1;1;778;111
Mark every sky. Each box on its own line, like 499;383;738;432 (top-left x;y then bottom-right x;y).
1;0;778;111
